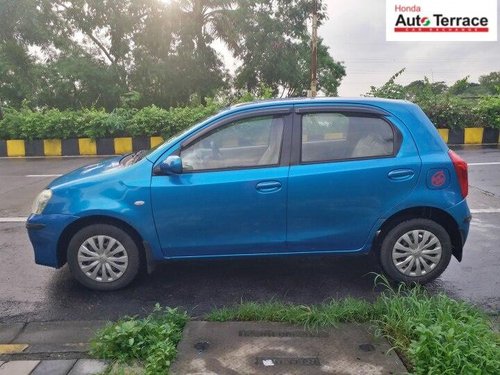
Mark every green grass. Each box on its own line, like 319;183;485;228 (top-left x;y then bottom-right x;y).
207;297;375;328
374;283;500;374
89;304;187;375
90;280;500;375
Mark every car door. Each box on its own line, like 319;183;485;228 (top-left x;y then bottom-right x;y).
287;106;421;253
151;109;292;257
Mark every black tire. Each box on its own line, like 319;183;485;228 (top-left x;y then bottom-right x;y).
379;218;452;284
67;224;141;291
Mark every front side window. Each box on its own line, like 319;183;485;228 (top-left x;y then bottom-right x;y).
301;113;394;163
181;115;284;171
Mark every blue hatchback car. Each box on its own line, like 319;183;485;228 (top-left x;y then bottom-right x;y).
27;98;470;290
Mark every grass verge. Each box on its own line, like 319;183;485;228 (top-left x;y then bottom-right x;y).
90;280;499;375
207;297;375;327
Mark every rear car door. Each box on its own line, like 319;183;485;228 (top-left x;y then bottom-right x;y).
151;108;293;257
287;105;421;253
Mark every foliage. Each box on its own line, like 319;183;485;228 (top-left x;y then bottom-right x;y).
0;102;222;140
476;96;500;129
208;298;374;328
418;96;483;129
1;91;499;140
231;0;345;97
367;70;500;129
0;0;345;110
90;304;188;375
478;72;500;95
208;279;500;374
373;278;500;374
367;68;407;99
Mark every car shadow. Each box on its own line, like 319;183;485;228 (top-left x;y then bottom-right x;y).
44;254;384;321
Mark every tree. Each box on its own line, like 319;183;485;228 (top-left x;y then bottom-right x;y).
172;0;238;102
478;72;500;95
0;0;347;110
231;0;345;97
367;68;407;99
0;0;55;107
35;55;125;110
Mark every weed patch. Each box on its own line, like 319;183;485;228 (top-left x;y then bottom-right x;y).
374;283;500;374
90;304;187;375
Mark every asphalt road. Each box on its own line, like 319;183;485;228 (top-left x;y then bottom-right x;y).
0;146;499;323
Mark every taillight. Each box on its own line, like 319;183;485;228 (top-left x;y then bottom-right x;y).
448;150;468;198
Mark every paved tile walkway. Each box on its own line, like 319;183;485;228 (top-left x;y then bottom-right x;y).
0;359;108;375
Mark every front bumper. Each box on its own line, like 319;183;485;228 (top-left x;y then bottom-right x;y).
26;213;80;268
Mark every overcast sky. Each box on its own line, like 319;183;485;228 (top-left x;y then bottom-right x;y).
319;1;499;96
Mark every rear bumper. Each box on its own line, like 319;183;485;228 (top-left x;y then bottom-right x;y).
446;199;471;237
445;199;471;261
26;213;80;268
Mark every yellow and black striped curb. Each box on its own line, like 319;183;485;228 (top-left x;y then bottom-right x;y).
436;127;499;145
0;128;498;157
0;136;164;157
0;344;29;354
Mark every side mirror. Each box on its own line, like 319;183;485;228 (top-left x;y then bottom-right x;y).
158;155;183;175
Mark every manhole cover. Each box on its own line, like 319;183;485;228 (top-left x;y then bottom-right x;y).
171;322;406;374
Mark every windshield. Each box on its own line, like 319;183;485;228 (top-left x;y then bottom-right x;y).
122;111;225;166
145;109;230;159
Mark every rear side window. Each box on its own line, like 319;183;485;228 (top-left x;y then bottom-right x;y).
301;113;395;163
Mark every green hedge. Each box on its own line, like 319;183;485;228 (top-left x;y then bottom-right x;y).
0;102;222;140
418;95;500;129
0;96;499;140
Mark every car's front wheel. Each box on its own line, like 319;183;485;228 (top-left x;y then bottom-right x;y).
379;219;452;284
67;224;140;291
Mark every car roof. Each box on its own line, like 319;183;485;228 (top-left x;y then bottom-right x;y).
229;97;413;110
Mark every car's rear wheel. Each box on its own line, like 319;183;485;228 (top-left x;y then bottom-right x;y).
67;224;140;291
379;218;452;284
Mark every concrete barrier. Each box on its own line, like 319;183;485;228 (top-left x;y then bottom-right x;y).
0;136;164;157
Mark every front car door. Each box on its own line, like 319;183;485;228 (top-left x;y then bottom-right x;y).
287;105;421;253
151;108;292;258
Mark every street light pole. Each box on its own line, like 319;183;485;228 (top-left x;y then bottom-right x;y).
310;0;318;98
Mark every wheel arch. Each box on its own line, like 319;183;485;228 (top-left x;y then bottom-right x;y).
56;215;147;268
373;206;463;261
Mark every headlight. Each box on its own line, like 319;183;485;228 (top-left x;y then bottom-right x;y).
32;189;52;214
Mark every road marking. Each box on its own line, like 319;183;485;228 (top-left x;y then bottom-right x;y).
25;174;63;177
469;162;500;166
0;217;27;223
470;208;500;214
0;344;29;354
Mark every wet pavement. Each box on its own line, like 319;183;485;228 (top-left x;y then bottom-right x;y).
0;146;499;323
